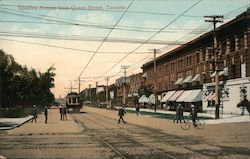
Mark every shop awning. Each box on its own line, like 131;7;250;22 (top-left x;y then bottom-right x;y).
174;78;184;85
185;89;202;102
208;93;216;101
160;91;175;103
142;73;147;78
176;90;193;102
168;90;184;102
182;75;193;83
192;74;201;82
148;94;155;104
139;95;149;103
205;92;213;101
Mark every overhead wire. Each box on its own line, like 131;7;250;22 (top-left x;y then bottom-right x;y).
98;0;202;78
0;37;154;54
159;3;250;52
83;0;203;88
0;6;207;33
0;30;186;45
76;0;135;87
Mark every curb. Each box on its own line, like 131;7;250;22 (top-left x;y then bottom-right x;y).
0;116;33;130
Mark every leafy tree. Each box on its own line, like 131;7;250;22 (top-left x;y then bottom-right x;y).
0;50;56;108
138;84;153;97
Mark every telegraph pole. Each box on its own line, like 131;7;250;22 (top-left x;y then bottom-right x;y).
121;65;129;106
89;84;91;102
65;81;77;93
205;15;223;119
149;49;159;112
105;77;109;107
0;69;2;108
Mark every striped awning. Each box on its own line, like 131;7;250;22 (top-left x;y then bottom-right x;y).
176;90;193;102
174;78;184;85
160;91;175;103
182;76;193;83
168;90;184;101
185;89;202;102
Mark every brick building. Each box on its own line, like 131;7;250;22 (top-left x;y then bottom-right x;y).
141;9;250;113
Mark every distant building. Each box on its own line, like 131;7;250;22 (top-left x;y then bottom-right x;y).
141;9;250;114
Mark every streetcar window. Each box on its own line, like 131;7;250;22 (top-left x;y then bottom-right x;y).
73;98;76;103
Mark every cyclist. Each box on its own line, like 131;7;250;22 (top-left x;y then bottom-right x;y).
189;104;197;127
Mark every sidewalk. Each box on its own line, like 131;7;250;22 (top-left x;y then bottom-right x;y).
0;115;33;130
0;109;82;134
114;106;250;124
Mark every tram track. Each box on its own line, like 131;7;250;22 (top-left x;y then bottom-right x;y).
84;110;250;158
71;113;177;159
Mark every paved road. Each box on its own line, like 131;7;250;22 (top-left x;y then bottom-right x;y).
0;108;249;159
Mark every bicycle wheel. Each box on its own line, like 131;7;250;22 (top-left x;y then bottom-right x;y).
196;119;205;129
181;120;190;130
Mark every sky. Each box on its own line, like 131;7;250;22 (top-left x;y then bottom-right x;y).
0;0;249;98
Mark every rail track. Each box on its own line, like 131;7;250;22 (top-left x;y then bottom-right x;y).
71;113;177;159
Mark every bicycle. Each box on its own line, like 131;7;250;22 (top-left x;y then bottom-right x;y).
181;116;205;130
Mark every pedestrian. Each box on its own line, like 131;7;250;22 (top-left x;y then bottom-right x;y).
135;104;140;116
62;105;67;120
31;105;37;123
189;104;197;127
173;104;181;123
118;105;126;124
44;106;48;124
178;105;184;123
59;105;63;120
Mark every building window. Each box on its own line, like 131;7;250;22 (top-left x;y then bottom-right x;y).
189;56;192;65
238;34;244;50
196;52;200;63
202;49;206;61
221;41;226;55
231;64;236;79
230;38;235;52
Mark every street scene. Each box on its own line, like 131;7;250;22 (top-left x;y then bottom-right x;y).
1;107;250;159
1;0;250;158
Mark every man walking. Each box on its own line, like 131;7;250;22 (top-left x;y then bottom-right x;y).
62;106;67;120
44;106;48;124
118;106;126;124
31;105;37;123
136;104;140;116
173;104;181;123
59;105;63;120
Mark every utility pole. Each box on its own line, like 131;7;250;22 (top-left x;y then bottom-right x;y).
96;81;99;106
75;77;85;94
0;69;2;108
65;81;77;93
205;15;223;119
89;84;91;102
105;77;109;107
149;49;159;112
121;65;129;106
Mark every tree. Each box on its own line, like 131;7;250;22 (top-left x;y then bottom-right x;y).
138;84;153;97
0;50;56;107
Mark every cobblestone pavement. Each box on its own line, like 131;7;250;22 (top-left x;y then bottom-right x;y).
0;108;249;159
